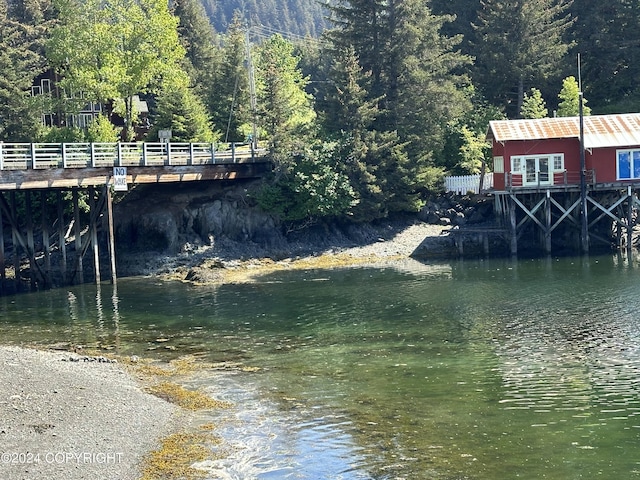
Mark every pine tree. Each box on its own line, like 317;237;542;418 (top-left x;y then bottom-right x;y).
173;0;220;95
207;16;252;142
521;88;549;119
571;0;640;112
150;84;217;142
473;0;574;118
0;0;45;141
254;34;316;174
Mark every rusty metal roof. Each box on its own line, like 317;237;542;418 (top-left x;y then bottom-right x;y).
488;113;640;149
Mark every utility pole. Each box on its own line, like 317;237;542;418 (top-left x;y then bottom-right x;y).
578;53;589;253
245;27;258;150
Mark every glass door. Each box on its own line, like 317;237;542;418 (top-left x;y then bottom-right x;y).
523;157;552;186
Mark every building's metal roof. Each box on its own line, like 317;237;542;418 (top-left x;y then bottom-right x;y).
488;113;640;149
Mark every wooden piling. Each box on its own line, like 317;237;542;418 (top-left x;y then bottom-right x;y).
41;191;51;286
0;197;4;293
509;196;517;255
105;185;117;284
10;192;20;289
57;190;67;283
88;186;100;284
73;188;84;284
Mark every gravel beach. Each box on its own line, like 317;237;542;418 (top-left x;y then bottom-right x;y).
0;346;176;480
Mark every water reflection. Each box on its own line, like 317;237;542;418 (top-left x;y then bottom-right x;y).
3;256;640;478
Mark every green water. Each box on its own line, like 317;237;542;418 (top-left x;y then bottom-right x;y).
2;255;640;479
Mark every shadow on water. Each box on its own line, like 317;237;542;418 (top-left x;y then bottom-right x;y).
3;253;640;478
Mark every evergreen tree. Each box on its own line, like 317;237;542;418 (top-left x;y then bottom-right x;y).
207;16;252;142
472;0;574;118
557;76;590;117
254;34;316;174
173;0;220;96
149;84;217;142
571;0;640;112
521;88;549;119
0;0;45;141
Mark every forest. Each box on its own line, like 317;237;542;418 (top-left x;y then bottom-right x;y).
0;0;637;225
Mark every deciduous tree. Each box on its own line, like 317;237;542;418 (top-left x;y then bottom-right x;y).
557;76;591;117
48;0;187;140
521;88;549;119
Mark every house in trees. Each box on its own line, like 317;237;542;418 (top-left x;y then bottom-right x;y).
488;113;640;190
485;113;640;256
31;72;103;129
31;71;149;138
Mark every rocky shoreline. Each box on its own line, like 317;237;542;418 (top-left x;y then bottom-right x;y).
113;184;498;284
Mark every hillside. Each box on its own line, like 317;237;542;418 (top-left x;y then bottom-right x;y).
200;0;331;37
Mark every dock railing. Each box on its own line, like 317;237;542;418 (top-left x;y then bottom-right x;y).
0;141;268;170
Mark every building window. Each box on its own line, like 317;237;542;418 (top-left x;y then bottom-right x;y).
511;157;523;173
553;155;564;171
617;149;640;180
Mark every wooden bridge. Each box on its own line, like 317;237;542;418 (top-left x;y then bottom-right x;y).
0;141;270;189
0;141;271;294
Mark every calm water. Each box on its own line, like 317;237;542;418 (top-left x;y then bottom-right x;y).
2;255;640;479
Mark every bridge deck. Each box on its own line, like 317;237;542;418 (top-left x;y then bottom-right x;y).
0;141;270;190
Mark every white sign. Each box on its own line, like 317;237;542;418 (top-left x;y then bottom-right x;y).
158;129;172;143
113;166;128;191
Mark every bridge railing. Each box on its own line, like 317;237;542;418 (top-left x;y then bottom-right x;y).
0;141;268;170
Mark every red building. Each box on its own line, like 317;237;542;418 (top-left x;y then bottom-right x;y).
488;113;640;191
481;113;640;255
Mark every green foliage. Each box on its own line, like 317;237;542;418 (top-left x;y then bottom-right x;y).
0;0;47;141
150;85;218;142
40;126;85;142
521;88;549;119
434;86;503;177
207;16;252;142
557;76;591;117
255;141;357;222
48;0;188;140
86;114;120;142
255;34;316;173
472;0;574;117
458;126;489;175
200;0;329;37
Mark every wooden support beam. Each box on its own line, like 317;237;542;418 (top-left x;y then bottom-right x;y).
549;197;581;233
105;185;117;284
545;191;552;254
587;193;627;227
0;194;4;292
509;196;517;255
73;188;84;284
41;191;51;287
511;194;546;231
627;186;634;251
25;191;36;288
57;190;67;283
10;192;20;289
88;186;100;284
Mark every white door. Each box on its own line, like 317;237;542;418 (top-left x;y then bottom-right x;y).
523;157;552;186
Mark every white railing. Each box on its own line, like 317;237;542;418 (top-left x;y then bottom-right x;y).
0;141;268;170
444;173;494;195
